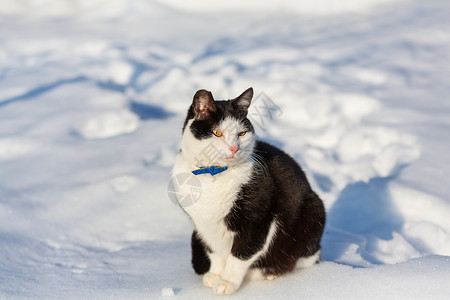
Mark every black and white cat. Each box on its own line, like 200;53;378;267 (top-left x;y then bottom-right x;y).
172;88;326;295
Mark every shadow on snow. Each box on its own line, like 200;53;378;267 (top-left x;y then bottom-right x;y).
321;175;407;266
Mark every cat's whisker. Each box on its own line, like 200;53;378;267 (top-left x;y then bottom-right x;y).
239;149;270;180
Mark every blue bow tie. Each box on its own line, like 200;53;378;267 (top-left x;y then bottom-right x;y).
192;166;228;176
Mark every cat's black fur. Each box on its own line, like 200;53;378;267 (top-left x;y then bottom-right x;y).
186;88;326;278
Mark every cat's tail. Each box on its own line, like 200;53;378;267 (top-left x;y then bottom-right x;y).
296;249;321;269
245;268;278;281
245;249;321;282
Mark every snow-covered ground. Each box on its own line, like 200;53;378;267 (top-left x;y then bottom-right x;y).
1;0;450;298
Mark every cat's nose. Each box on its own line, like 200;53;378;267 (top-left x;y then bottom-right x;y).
229;145;239;155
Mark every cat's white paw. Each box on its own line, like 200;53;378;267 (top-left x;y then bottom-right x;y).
213;279;238;295
203;272;221;288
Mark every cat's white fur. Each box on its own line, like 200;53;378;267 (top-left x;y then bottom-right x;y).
172;117;279;295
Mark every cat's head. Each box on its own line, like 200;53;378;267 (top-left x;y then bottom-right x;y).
180;88;255;168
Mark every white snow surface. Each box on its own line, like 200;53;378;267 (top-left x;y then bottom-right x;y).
1;0;450;298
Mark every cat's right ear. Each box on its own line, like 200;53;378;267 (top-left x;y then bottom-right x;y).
193;89;216;120
233;87;253;112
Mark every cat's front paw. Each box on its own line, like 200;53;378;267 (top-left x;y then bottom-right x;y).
213;279;238;295
203;272;221;288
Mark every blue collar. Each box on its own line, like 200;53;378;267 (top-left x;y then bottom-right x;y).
192;166;228;176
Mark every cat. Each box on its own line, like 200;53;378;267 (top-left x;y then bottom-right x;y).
171;87;326;295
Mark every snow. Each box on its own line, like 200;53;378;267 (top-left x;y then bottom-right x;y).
76;110;140;140
161;287;175;297
1;0;450;298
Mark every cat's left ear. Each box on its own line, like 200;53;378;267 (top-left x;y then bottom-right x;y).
233;87;253;113
193;89;216;120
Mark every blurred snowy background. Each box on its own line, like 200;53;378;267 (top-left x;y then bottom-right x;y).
0;0;449;298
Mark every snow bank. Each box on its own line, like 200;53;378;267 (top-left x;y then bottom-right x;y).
1;0;450;298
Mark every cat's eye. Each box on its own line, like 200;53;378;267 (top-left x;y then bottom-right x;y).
212;130;222;137
238;131;247;137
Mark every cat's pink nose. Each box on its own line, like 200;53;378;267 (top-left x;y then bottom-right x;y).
229;145;239;155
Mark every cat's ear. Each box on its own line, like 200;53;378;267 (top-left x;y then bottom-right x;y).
233;87;253;113
193;89;216;120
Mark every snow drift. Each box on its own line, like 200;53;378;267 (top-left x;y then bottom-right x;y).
0;0;449;298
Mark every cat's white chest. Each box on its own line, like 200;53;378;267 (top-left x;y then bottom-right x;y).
172;154;253;255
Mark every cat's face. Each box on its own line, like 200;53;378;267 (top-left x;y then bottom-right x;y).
180;88;255;168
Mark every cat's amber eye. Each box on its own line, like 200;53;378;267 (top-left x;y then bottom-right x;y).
212;130;223;137
238;131;247;137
